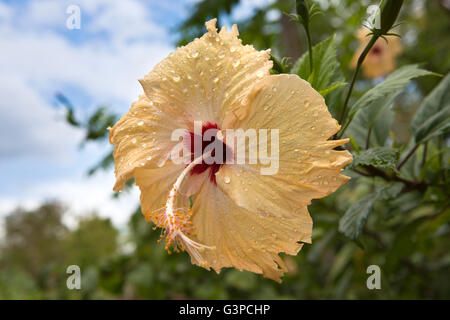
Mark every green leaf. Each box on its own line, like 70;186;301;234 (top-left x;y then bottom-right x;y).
385;215;429;272
412;74;449;130
377;182;404;201
413;73;450;143
270;54;288;74
348;146;399;171
414;108;450;143
319;81;347;97
348;65;437;118
338;182;401;240
346;95;396;148
338;193;378;240
291;35;344;94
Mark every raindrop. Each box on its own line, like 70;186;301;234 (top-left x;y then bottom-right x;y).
131;138;137;144
213;77;219;83
173;75;181;82
232;60;240;68
256;70;264;78
224;176;231;184
191;51;199;58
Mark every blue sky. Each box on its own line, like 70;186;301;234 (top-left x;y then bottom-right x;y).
0;0;269;228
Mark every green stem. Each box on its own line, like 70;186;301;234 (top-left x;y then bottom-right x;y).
337;35;379;138
304;24;313;76
397;143;419;170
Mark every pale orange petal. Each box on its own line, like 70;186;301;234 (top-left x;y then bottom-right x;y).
109;95;184;191
138;19;272;125
189;74;351;281
191;181;300;282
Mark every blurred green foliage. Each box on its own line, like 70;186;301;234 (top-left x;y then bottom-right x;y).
1;0;449;299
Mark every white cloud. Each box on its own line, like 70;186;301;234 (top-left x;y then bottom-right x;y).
0;0;173;159
0;75;83;159
0;0;176;228
0;2;13;22
25;0;66;28
0;170;140;229
231;0;275;21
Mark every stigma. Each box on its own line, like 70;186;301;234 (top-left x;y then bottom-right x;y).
152;149;216;266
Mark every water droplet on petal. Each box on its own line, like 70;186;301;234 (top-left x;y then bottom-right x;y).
256;70;264;78
224;176;231;184
213;77;219;83
232;60;240;68
173;74;180;82
137;121;144;126
191;51;199;58
131;138;137;144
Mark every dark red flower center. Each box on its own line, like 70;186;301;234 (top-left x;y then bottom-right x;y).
370;45;383;56
188;122;231;184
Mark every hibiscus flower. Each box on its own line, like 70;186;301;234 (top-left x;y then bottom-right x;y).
351;27;403;79
109;19;352;281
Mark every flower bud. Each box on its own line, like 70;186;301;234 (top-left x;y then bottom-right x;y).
378;0;404;34
296;0;309;25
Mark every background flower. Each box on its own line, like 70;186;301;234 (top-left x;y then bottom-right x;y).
350;28;403;79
